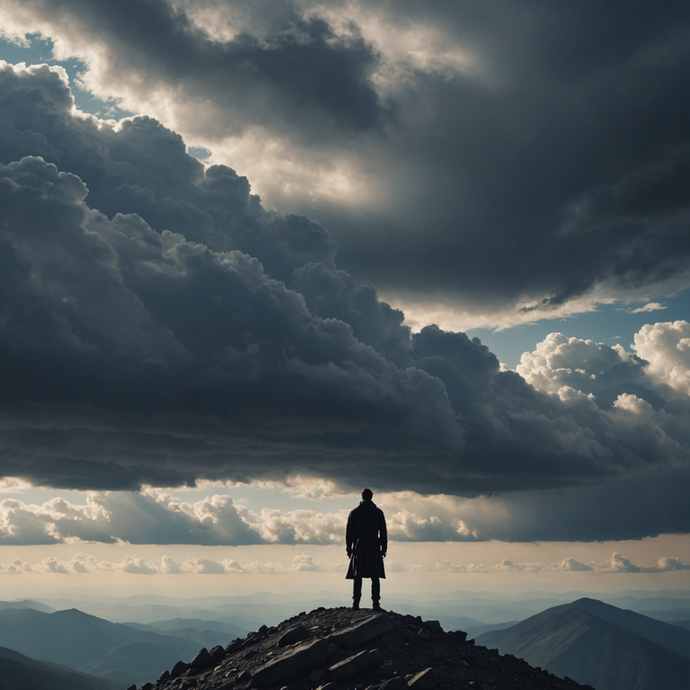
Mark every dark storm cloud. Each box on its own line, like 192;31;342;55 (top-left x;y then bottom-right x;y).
475;468;690;543
301;0;690;312
15;0;389;139
0;63;460;490
7;0;690;314
1;61;690;542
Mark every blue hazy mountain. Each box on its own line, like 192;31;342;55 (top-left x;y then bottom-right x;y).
476;598;690;690
123;617;248;649
0;599;56;613
0;644;126;690
0;607;230;686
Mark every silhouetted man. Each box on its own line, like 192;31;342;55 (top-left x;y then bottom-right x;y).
346;488;387;610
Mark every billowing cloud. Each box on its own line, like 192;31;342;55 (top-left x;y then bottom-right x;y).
0;492;263;545
633;321;690;396
516;332;655;406
597;552;640;574
293;554;320;572
0;58;690;544
552;557;593;572
1;0;689;329
1;558;32;573
653;556;690;572
1;547;688;576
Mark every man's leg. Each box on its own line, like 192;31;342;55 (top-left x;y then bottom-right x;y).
371;576;380;609
353;577;362;609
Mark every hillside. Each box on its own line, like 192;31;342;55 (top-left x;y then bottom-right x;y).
0;599;57;613
0;608;210;686
0;645;125;690
476;599;690;690
131;607;591;690
123;618;245;653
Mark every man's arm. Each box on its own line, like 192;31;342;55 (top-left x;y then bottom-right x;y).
379;510;387;557
346;512;354;557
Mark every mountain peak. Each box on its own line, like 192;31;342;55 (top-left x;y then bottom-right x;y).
134;606;591;690
476;598;690;690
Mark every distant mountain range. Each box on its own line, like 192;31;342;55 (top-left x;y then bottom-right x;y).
0;606;244;687
476;597;690;690
0;645;125;690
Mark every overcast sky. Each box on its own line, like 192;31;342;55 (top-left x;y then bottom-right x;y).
0;0;689;595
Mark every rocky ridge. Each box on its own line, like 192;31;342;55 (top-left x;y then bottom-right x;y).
129;607;594;690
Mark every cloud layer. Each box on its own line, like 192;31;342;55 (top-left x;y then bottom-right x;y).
2;551;688;576
3;0;690;325
1;61;690;541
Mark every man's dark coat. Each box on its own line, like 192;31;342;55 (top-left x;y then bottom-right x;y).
346;499;387;579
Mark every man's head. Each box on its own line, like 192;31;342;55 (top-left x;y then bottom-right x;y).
362;488;373;500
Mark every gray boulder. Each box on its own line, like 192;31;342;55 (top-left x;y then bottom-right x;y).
327;614;394;648
251;638;332;688
190;647;209;670
329;648;383;680
278;625;311;647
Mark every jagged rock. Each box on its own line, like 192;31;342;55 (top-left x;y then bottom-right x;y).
327;614;394;648
208;645;226;666
424;621;443;635
170;660;190;679
278;624;311;647
226;639;243;654
407;667;438;689
252;638;332;687
328;648;383;680
190;648;210;670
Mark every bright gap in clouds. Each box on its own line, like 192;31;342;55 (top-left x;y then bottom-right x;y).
468;291;690;369
0;34;131;119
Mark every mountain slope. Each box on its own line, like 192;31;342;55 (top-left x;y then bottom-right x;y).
123;617;248;649
476;599;690;690
0;608;205;686
571;597;690;659
0;645;125;690
0;599;56;613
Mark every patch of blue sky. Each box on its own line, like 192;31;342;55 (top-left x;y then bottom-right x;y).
188;147;212;160
468;287;690;369
0;34;132;120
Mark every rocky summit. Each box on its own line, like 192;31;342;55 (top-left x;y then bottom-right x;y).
130;607;594;690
